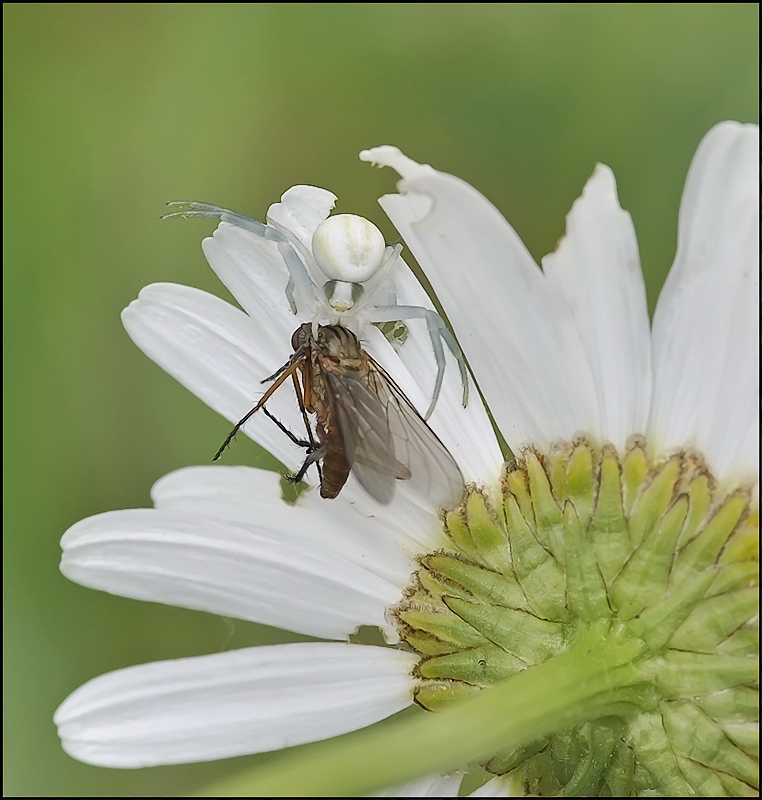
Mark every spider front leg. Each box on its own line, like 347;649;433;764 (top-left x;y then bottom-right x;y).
368;304;469;419
277;241;316;316
163;202;319;317
162;202;274;238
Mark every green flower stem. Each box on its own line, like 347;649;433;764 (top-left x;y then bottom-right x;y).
202;621;649;797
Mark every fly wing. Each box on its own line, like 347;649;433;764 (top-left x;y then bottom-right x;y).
322;368;404;505
323;359;465;508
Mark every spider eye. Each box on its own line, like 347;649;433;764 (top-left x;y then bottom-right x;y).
324;280;365;312
312;214;386;283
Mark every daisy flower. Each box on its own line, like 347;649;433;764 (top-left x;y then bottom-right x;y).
55;121;758;797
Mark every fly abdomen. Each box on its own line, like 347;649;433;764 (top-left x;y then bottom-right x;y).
319;437;351;499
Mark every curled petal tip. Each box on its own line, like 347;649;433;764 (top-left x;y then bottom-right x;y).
359;146;433;182
359;145;401;166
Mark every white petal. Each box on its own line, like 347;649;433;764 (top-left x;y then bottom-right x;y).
61;467;413;640
267;184;337;251
296;470;449;560
372;773;463;797
361;321;502;493
361;146;599;454
158;461;449;577
542;165;651;449
55;642;416;767
380;258;504;486
121;282;307;471
154;465;429;586
649;122;759;489
201;221;295;328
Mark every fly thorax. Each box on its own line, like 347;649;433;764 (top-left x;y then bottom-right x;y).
393;437;758;796
312;214;386;312
318;325;364;363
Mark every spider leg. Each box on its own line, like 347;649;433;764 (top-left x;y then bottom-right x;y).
164;202;317;315
375;243;403;274
162;202;271;238
367;304;469;418
277;241;315;315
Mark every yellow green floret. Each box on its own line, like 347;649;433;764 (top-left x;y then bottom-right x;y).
393;438;758;796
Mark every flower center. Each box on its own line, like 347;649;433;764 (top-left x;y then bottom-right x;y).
394;437;758;796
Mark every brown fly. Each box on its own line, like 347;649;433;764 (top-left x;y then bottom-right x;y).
213;323;464;507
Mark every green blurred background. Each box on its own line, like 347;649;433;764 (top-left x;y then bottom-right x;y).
3;4;757;796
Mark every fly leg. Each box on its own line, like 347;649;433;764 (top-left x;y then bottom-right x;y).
261;407;313;449
212;360;300;462
367;304;469;419
286;363;324;486
261;346;307;384
261;407;324;486
287;442;327;485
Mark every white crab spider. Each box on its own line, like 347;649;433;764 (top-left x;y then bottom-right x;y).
164;197;469;419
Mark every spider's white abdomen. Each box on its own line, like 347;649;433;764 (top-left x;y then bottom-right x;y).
312;214;386;284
